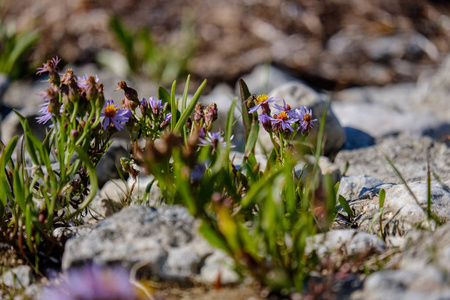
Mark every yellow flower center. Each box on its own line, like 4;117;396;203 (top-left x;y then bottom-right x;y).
276;111;289;120
104;104;118;118
256;94;269;104
304;113;312;123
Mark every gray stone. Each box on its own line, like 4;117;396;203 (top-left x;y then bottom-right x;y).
62;205;237;284
335;134;450;184
260;81;346;159
2;265;34;289
416;54;450;122
353;267;450;300
332;100;441;139
401;223;450;273
305;229;386;259
348;181;450;236
199;250;240;285
53;224;95;239
236;64;299;96
338;175;385;201
1;106;48;144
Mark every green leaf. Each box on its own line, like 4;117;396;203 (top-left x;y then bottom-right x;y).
25;205;34;252
225;99;237;155
15;110;39;165
378;189;385;208
158;86;171;104
338;195;354;218
170;81;177;130
198;221;231;255
244;122;260;157
0;136;18;207
239;79;252;142
181;75;190;113
174;79;206;133
369;207;383;231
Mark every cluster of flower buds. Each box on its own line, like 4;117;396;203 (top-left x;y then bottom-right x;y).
36;65;108;128
192;102;218;131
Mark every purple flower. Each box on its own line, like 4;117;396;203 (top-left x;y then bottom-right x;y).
273;99;292;114
293;106;317;134
248;94;278;114
270;111;298;132
258;114;272;132
199;131;235;152
36;57;61;75
101;100;130;131
42;264;138;300
148;97;167;114
160;112;171;128
36;101;53;125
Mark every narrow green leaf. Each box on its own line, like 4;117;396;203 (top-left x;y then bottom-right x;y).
379;189;386;208
225;99;237;155
15;110;39;165
175;79;206;133
244;122;260;157
241;168;283;208
239;79;252;142
181;75;190;113
13;167;26;212
369;208;383;231
168;81;177;130
338;195;354;218
25;205;34;252
198;221;231;255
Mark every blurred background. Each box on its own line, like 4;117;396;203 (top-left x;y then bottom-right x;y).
1;0;450;92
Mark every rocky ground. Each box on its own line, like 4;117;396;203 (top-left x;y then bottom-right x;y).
2;0;450;90
1;51;450;299
2;0;450;299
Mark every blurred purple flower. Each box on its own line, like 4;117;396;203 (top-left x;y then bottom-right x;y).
160;112;171;128
42;264;138;300
293;106;317;134
199;131;235;152
101;100;130;131
148;97;167;114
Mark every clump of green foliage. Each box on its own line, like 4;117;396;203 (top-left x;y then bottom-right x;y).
98;15;196;85
0;20;40;80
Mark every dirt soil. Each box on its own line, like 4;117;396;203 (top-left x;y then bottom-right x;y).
2;0;450;90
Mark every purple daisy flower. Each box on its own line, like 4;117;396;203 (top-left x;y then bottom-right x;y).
293;106;317;134
42;264;138;300
199;131;235;152
248;94;278;114
101;100;130;131
270;111;298;132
